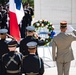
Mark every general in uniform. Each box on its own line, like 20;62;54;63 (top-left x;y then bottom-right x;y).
50;21;76;75
20;26;45;55
21;41;44;75
2;40;23;75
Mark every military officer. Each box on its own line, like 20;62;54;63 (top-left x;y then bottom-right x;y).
21;41;44;75
20;26;45;56
2;40;23;75
21;9;32;38
23;2;34;22
0;28;9;75
50;21;76;75
0;29;9;56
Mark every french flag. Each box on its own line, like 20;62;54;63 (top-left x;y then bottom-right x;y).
9;0;24;41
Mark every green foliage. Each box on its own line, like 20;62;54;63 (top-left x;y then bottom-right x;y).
33;20;55;45
22;0;34;8
0;0;34;8
22;0;27;3
0;0;8;5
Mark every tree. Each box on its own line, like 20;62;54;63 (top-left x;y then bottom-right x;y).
0;0;34;8
22;0;34;8
0;0;8;5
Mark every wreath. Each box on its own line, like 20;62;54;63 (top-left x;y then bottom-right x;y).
33;20;55;45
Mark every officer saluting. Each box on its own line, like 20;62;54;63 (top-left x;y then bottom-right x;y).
0;29;9;55
51;21;76;75
21;41;44;75
2;40;23;75
0;29;9;75
20;26;45;56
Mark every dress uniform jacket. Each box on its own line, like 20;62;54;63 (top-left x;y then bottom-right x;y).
20;36;45;55
22;54;44;75
0;39;9;75
0;10;7;29
51;30;76;62
2;51;23;75
1;12;8;29
21;10;32;38
0;39;9;58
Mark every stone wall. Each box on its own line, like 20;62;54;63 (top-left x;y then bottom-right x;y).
34;0;76;25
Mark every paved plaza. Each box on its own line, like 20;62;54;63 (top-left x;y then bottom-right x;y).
8;36;76;75
37;41;76;75
16;41;76;75
44;67;76;75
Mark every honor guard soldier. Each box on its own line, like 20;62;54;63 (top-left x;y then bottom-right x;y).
2;40;23;75
20;26;45;56
0;29;9;57
0;5;7;29
0;29;9;75
23;2;34;25
50;21;76;75
21;41;44;75
21;9;32;38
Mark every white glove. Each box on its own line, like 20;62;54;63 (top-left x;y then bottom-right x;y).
67;25;74;32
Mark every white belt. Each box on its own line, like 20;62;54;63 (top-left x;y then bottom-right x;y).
7;70;20;73
26;72;39;75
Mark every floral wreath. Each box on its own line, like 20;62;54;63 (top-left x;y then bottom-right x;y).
33;20;55;45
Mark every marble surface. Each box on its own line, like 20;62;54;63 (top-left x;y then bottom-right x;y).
34;0;76;25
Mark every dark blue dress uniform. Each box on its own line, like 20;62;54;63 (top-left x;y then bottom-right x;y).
0;7;7;29
21;42;44;75
20;26;45;56
0;29;9;58
1;41;23;75
21;9;32;38
22;55;44;75
0;29;9;75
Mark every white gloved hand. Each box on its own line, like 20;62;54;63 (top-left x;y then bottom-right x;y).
67;25;74;32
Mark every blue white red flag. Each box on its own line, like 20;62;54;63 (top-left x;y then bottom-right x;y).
9;0;24;41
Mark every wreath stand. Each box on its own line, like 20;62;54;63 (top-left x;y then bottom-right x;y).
33;20;56;68
42;46;52;68
38;32;55;68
